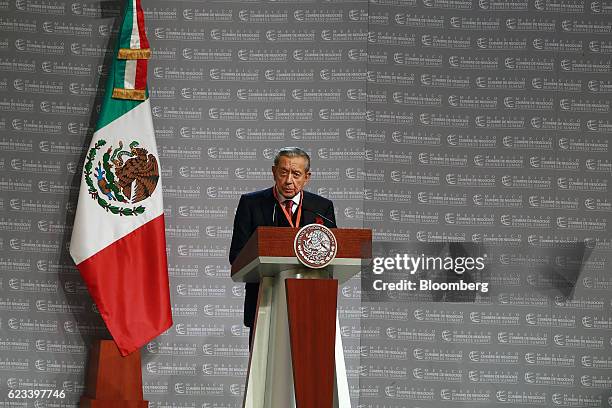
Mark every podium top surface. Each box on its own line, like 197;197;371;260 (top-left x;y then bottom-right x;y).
231;227;372;284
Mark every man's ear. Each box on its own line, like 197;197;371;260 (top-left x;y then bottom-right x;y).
304;171;311;185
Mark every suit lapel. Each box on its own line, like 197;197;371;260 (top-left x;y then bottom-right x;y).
300;191;313;226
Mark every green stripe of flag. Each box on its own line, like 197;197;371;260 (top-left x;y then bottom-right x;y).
119;0;134;50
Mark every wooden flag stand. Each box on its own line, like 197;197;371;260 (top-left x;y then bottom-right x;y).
80;339;148;408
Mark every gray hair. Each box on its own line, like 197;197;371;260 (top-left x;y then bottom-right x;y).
273;147;311;172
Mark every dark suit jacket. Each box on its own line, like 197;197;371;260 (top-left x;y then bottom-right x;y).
228;187;337;328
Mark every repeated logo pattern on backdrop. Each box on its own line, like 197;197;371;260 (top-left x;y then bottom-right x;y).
0;0;610;406
362;0;612;406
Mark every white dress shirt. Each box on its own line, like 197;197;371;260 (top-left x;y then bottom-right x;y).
277;190;301;214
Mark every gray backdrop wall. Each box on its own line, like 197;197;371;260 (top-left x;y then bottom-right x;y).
0;0;611;406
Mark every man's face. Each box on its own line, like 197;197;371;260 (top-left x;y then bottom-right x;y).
272;155;311;198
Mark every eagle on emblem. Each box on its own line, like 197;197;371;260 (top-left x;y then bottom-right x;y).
113;141;159;203
95;140;159;204
303;230;331;254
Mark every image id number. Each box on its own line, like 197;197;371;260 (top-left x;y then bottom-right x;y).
8;389;66;399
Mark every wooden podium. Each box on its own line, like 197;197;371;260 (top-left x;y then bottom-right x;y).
231;227;371;408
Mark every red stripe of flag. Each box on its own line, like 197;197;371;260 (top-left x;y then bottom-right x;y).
135;0;149;49
135;59;147;90
76;215;172;356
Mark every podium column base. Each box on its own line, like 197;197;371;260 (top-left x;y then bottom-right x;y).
243;268;351;408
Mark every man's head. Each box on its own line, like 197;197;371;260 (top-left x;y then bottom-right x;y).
272;147;311;198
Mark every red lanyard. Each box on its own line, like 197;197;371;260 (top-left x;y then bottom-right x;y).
273;187;303;228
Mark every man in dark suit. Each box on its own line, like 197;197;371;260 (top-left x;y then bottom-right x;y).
228;147;336;346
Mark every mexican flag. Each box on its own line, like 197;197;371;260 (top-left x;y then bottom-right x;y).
70;0;172;356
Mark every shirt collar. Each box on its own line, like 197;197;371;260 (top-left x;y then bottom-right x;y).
276;188;301;205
